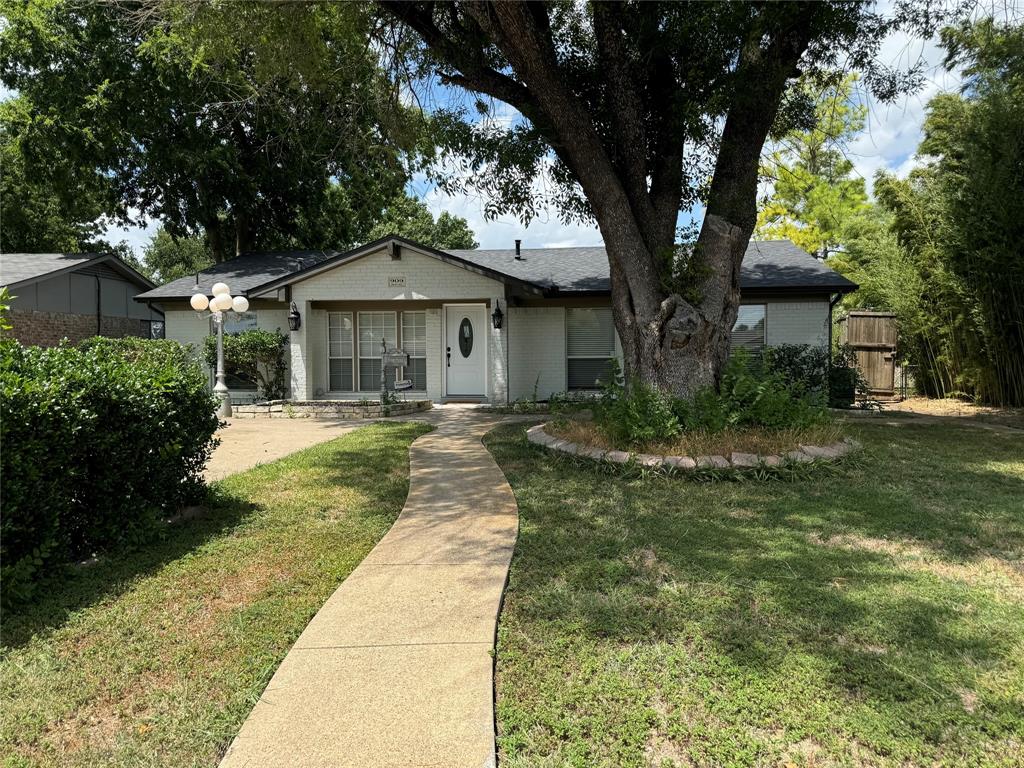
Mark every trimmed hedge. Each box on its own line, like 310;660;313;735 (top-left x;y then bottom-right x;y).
0;337;219;603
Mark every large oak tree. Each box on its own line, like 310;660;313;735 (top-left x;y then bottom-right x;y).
1;0;419;261
379;1;951;396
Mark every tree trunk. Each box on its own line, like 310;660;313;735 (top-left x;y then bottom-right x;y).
204;217;231;264
380;1;815;398
234;209;253;257
602;212;751;398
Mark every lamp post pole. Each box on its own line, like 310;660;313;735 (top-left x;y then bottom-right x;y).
213;310;231;417
190;281;249;419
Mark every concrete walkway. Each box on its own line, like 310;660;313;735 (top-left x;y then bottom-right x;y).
205;418;363;481
220;409;519;768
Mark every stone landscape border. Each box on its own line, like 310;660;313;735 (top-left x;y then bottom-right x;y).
526;423;858;470
233;399;432;419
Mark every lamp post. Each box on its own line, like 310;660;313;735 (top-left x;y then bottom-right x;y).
190;281;249;418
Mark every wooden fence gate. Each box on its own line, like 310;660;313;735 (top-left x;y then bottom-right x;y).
838;311;899;400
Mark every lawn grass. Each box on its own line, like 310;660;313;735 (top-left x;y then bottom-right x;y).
0;421;430;768
486;419;1024;767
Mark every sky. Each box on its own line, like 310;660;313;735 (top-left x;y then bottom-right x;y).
103;10;964;256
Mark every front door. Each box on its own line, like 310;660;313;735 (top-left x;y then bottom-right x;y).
445;305;486;396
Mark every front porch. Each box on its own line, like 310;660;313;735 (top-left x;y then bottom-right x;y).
288;298;507;405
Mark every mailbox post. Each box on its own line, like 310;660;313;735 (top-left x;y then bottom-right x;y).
380;338;409;400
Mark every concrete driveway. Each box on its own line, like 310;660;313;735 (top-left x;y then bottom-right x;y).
205;418;364;481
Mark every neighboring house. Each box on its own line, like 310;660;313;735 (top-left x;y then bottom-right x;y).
1;252;164;347
136;235;857;404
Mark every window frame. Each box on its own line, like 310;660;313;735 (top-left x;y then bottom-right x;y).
565;306;617;391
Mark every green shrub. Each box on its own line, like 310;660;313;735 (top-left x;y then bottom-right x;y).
594;352;830;448
596;361;681;446
203;328;288;400
764;342;864;408
0;337;219;604
826;344;864;407
764;344;829;395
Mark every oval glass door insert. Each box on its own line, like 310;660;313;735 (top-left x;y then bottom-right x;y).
458;317;474;357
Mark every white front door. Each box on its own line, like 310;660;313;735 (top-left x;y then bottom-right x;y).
445;304;487;396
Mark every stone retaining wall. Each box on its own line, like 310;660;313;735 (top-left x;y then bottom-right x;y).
233;399;432;419
526;423;857;471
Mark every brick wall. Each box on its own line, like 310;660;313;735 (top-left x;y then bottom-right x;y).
6;309;147;347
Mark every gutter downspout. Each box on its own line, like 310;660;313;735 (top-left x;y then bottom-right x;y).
505;296;511;406
95;276;102;336
828;292;842;360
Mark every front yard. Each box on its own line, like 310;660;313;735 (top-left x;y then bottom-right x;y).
487;419;1024;767
0;421;430;767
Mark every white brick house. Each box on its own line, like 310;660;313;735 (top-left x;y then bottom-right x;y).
136;235;857;404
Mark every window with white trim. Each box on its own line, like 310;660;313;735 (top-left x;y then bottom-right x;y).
327;312;354;391
401;311;427;390
358;311;397;391
566;307;616;390
731;304;766;351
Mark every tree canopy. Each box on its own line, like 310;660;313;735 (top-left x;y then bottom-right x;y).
0;96;111;252
755;75;869;258
378;1;952;395
814;18;1024;406
0;0;419;261
367;195;479;249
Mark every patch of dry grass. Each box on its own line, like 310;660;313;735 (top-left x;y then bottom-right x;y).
548;418;844;457
886;397;1024;429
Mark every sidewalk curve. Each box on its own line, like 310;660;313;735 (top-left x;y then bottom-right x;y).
220;409;518;768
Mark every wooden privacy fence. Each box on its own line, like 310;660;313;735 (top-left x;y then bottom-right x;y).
838;311;899;400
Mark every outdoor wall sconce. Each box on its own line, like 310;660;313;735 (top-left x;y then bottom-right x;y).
288;302;301;331
491;302;504;330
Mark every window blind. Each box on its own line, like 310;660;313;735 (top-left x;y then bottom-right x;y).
358;311;397;391
401;311;427;390
731;304;766;351
328;312;354;391
567;307;616;390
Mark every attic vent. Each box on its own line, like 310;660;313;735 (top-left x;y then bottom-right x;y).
514;239;523;260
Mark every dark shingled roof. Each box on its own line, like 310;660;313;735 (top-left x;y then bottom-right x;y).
2;252;157;290
136;238;855;300
137;250;340;301
448;240;857;293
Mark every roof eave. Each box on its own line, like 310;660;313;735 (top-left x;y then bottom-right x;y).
6;253;158;292
247;235;547;298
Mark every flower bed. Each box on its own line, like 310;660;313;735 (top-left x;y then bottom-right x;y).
527;422;858;470
233;399;432;419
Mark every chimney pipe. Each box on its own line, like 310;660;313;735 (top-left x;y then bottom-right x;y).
514;239;522;259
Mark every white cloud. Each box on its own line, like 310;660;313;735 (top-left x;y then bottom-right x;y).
410;171;603;250
846;25;962;194
101;211;159;254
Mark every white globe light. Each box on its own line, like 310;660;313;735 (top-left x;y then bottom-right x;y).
232;295;249;313
190;293;209;312
211;282;230;297
213;293;233;311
